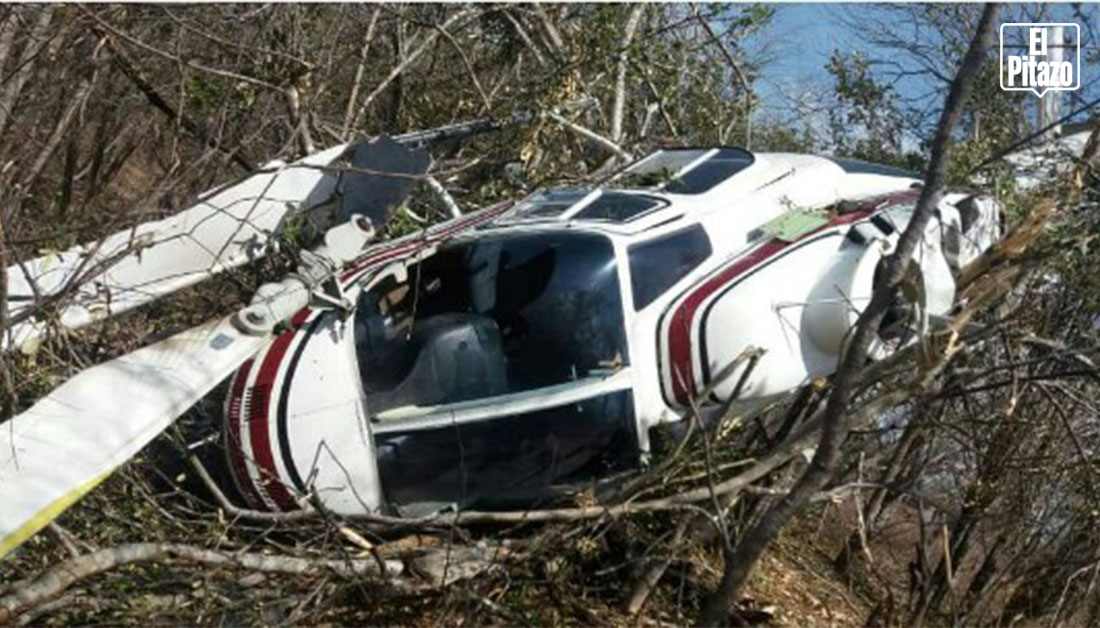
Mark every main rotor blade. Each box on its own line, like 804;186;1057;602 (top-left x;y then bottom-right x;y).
3;105;562;353
0;316;268;559
3;143;349;353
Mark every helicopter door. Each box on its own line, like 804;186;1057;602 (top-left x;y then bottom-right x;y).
369;377;638;516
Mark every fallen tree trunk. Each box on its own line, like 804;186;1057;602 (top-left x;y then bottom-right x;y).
0;540;508;623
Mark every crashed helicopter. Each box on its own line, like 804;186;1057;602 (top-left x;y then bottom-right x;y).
0;119;1003;558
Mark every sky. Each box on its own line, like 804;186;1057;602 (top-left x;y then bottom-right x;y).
745;3;1100;145
754;4;844;113
745;3;930;147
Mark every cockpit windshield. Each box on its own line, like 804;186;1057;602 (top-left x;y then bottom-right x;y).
354;231;629;415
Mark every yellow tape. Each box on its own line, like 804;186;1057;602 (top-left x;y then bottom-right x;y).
0;471;112;560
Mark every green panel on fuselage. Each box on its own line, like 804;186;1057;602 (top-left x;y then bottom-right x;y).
759;210;829;242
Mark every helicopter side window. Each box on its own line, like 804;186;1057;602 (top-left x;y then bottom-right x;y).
628;225;712;310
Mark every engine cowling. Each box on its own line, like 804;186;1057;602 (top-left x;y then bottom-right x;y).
802;228;888;357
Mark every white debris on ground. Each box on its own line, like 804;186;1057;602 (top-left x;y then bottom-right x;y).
1005;120;1095;190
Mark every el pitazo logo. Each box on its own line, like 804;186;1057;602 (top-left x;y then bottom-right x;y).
1000;23;1080;97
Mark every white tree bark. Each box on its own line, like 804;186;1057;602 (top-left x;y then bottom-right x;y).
341;7;381;140
610;4;646;143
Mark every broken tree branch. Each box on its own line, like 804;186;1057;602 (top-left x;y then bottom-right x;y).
0;540;509;623
340;7;381;140
545;110;631;161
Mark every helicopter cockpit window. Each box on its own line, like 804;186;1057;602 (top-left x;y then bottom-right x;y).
574;191;666;222
353;231;629;415
511;187;590;218
628;224;712;310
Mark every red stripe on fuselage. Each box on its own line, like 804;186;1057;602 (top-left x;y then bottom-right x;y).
225;358;267;510
666;240;787;405
665;208;877;406
340;201;514;282
247;309;311;511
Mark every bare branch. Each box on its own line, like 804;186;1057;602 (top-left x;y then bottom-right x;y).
82;8;281;91
691;3;752;147
348;8;478;135
0;6;56;136
0;540;509;623
545;110;631;161
434;18;492;114
103;37;253;171
340;7;381;140
502;9;546;68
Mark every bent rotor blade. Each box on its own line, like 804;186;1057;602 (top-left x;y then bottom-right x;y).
3;143;350;353
0;316;268;559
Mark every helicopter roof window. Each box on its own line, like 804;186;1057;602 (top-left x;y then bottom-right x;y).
611;149;709;188
354;231;629;414
611;148;755;194
511;187;591;218
573;191;667;222
663;148;755;195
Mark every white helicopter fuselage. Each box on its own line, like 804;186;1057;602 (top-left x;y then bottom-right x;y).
225;148;1002;516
